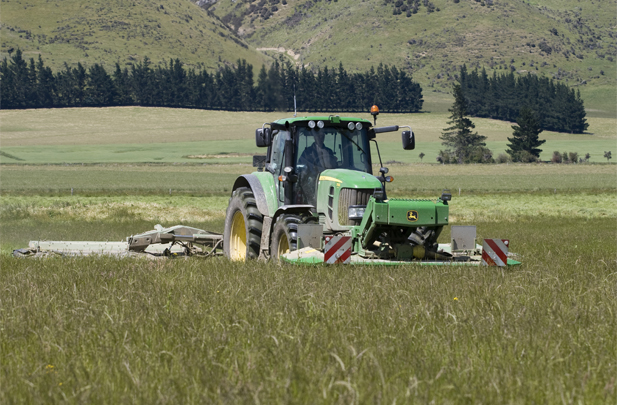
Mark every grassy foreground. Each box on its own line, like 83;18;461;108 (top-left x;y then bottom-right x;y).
1;186;616;402
1;215;616;403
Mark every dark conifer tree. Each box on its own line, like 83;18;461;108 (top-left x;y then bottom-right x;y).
35;56;55;108
55;63;76;107
27;58;39;106
0;57;15;108
0;53;425;113
317;66;336;111
131;57;153;106
506;106;545;161
563;89;588;134
265;61;285;111
184;68;199;107
217;65;238;110
459;66;588;134
336;62;350;111
255;64;269;111
297;66;316;112
280;61;297;112
73;63;87;106
171;58;187;106
196;69;215;109
211;70;223;110
236;59;255;111
86;64;116;106
5;49;31;108
360;66;378;110
113;64;133;106
440;83;488;163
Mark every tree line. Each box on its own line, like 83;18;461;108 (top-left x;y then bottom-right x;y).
0;49;423;113
458;65;588;134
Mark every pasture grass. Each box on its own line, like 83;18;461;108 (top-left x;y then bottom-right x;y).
1;104;615;402
2;139;615;164
1;108;615;164
1;215;615;403
1;163;615;197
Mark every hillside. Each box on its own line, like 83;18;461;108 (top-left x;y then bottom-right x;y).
204;0;616;115
0;0;271;71
1;0;615;115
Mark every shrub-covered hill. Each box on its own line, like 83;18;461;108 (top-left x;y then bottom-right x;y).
1;0;615;115
205;0;616;114
0;0;271;71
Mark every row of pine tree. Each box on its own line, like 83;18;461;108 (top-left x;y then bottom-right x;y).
0;50;423;113
0;50;588;136
458;65;588;134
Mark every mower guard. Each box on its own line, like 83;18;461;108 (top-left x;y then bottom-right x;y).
281;244;522;266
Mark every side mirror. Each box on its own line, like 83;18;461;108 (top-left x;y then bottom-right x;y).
255;127;272;147
252;155;266;171
402;130;415;150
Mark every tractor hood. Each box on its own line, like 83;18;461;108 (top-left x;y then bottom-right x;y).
318;169;382;190
316;169;382;231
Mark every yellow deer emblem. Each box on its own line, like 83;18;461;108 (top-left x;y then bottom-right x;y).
407;210;418;222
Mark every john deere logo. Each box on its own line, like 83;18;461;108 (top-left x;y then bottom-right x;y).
407;210;418;222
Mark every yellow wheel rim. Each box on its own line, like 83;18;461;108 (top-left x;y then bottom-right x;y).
229;210;247;261
276;233;290;258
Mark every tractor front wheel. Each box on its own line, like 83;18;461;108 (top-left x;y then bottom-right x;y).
270;214;316;261
223;187;263;261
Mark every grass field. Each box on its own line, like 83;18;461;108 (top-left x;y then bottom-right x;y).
1;209;616;402
1;107;615;165
0;163;615;198
1;107;616;402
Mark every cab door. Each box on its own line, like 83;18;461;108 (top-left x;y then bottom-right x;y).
267;130;290;205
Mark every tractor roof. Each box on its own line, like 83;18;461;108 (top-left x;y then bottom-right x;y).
271;116;373;127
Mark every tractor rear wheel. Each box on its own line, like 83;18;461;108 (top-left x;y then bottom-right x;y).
270;214;317;261
224;187;263;261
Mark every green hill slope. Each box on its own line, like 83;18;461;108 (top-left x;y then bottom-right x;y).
206;0;616;116
1;0;615;115
0;0;271;71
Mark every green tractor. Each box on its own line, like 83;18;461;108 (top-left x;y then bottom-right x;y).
13;109;518;265
223;109;451;263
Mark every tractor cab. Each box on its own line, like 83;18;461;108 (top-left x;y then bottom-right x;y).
257;117;374;207
255;114;414;210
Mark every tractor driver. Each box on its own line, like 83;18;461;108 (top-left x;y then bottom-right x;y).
298;129;337;171
295;129;337;205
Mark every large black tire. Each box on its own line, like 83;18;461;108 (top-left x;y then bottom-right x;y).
270;214;317;261
408;226;443;252
223;187;263;261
